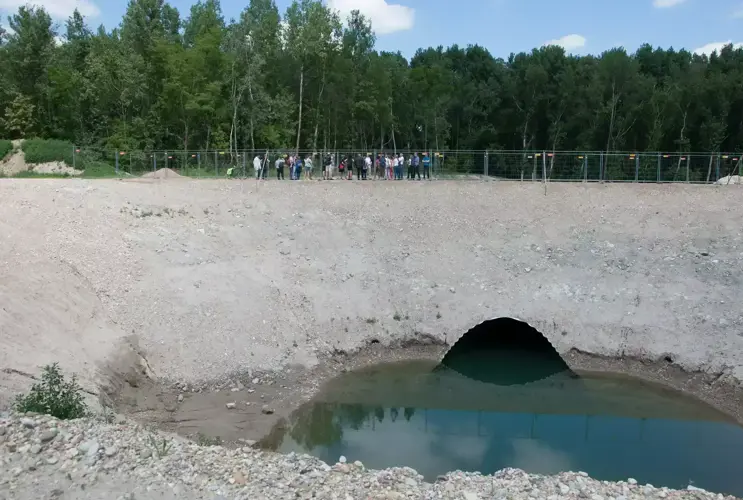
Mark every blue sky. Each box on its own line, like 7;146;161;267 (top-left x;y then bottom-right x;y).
1;0;742;58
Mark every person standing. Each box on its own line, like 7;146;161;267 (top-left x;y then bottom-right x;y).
364;154;371;180
422;152;431;180
411;153;420;180
275;155;285;180
398;153;405;180
294;156;302;180
304;155;313;180
356;154;364;180
386;155;393;180
253;154;262;179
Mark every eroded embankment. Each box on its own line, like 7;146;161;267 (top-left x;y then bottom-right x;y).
1;180;742;412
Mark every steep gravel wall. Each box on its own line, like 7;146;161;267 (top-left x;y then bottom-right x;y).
1;179;742;402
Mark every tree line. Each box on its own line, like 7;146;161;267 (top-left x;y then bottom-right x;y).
1;0;743;156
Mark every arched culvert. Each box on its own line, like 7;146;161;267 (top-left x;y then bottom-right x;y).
438;317;574;386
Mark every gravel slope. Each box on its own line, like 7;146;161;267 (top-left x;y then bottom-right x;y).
1;179;742;396
0;412;737;500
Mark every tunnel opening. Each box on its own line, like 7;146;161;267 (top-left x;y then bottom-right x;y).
438;318;573;385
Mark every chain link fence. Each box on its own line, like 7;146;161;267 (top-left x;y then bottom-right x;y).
72;148;743;183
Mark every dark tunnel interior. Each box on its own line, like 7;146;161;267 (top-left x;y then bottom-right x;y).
438;318;575;386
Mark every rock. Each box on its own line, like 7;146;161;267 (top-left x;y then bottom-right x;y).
46;456;59;465
232;470;247;485
558;483;570;495
30;444;42;454
261;406;274;415
225;402;237;410
462;492;479;500
105;445;119;457
627;478;637;485
39;429;58;442
21;418;36;428
140;449;152;459
177;394;184;403
339;455;347;464
252;378;259;385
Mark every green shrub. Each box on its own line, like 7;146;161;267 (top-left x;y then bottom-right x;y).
23;139;76;166
0;140;11;160
15;363;88;419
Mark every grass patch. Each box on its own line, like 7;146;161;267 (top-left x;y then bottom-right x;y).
196;433;223;446
365;317;378;325
82;161;120;178
15;363;87;420
393;312;402;321
0;140;12;160
23;139;76;166
13;170;71;178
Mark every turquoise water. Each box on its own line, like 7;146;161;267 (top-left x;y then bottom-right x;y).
262;354;743;496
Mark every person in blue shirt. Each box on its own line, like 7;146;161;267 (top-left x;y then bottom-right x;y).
294;156;302;180
411;153;421;180
422;153;431;180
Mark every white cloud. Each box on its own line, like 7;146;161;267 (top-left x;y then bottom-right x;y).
543;34;586;51
0;0;100;19
653;0;686;7
693;41;743;56
327;0;414;35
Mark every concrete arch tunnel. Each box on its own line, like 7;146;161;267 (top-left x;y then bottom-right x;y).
438;317;574;386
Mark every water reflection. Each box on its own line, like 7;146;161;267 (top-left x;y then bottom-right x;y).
261;358;743;496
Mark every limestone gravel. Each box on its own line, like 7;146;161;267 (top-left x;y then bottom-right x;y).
0;412;737;500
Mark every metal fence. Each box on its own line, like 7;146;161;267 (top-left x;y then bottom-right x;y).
72;147;743;183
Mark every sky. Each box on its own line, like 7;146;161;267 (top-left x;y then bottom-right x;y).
1;0;742;59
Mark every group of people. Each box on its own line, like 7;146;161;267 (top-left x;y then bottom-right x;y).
253;152;433;181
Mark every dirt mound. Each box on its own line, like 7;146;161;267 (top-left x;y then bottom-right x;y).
142;168;184;179
0;150;27;176
0;144;82;177
717;175;743;185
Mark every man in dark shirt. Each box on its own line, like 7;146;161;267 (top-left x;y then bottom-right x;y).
411;153;421;180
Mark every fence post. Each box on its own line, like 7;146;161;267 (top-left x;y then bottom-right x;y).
242;152;246;178
657;153;661;182
599;152;604;182
484;151;489;177
686;155;690;183
635;154;639;182
716;154;720;182
584;154;588;182
72;146;76;170
153;152;157;172
214;151;218;177
115;151;119;175
542;151;547;184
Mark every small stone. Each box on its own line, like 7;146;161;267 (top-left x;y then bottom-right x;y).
21;418;36;428
261;406;274;415
177;394;184;403
40;430;58;442
339;455;347;464
105;446;118;457
353;460;364;469
558;483;570;495
462;492;479;500
627;478;637;485
252;378;259;385
232;471;246;485
225;402;237;410
30;444;42;454
46;456;59;465
11;466;23;477
140;449;152;459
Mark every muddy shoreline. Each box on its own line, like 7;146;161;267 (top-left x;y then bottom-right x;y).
107;341;743;447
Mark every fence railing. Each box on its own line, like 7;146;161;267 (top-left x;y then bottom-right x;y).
70;147;743;183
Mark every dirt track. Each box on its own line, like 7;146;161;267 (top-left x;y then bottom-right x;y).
1;179;743;411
